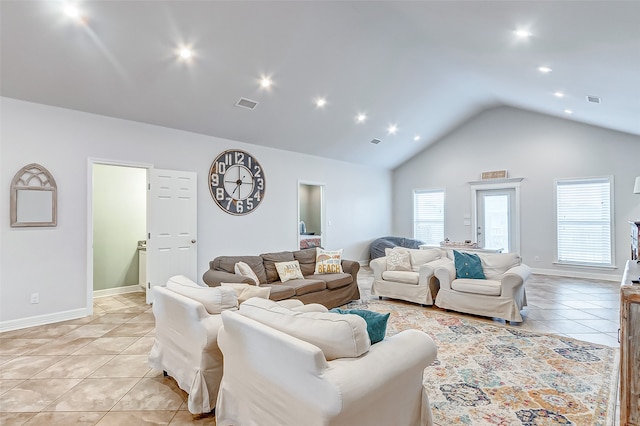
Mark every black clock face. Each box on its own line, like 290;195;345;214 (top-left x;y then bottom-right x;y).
209;149;266;215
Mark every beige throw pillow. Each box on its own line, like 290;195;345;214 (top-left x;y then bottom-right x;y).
221;283;271;304
234;261;261;285
275;260;305;283
386;250;412;271
315;248;343;274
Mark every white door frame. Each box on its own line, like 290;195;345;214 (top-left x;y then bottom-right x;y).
469;178;523;254
86;158;152;316
297;180;325;249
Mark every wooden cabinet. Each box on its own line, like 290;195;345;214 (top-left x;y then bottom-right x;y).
620;260;640;425
631;221;640;261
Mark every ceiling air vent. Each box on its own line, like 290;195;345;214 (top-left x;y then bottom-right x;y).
370;138;381;145
586;95;601;104
235;98;259;110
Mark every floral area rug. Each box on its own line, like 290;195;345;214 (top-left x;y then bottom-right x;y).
343;300;619;426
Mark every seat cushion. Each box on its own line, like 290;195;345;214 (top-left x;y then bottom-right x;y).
451;279;501;296
261;251;295;283
277;279;326;296
381;270;419;285
313;273;352;290
239;297;370;360
263;284;296;301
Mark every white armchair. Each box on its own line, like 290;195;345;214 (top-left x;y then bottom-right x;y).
370;247;450;305
434;252;531;322
216;297;437;426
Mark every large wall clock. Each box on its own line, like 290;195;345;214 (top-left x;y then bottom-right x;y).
208;149;266;215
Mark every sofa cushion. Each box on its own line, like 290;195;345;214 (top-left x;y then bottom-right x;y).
313;273;353;290
277;279;326;295
167;274;207;288
452;279;501;296
293;248;317;276
454;250;486;279
261;251;295;283
382;270;419;285
386;247;441;272
275;260;305;283
330;308;390;344
234;261;261;285
215;256;267;284
315;248;343;274
221;283;271;304
239;297;370;360
167;277;238;314
478;252;521;280
263;284;296;301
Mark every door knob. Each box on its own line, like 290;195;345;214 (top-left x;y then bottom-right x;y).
191;239;196;244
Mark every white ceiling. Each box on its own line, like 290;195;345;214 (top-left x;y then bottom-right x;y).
2;1;639;169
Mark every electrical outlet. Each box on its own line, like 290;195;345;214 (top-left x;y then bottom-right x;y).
30;293;39;304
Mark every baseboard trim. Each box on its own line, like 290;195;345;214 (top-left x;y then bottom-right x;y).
93;285;143;299
0;308;88;333
531;268;621;282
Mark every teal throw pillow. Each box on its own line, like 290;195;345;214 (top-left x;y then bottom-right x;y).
329;308;390;344
453;250;486;279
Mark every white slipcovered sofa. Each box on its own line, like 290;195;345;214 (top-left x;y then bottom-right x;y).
370;247;451;305
216;297;438;426
434;251;531;322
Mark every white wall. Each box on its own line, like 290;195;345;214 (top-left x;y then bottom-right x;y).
0;97;392;326
93;164;147;291
393;106;640;280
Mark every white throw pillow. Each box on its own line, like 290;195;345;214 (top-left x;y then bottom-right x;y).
239;297;370;360
221;283;271;304
386;250;412;271
315;248;343;274
166;278;238;314
275;260;305;282
234;261;261;285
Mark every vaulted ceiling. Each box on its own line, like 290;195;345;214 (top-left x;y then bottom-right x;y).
2;1;639;169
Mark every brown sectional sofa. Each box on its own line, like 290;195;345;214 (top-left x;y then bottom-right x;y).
202;248;361;309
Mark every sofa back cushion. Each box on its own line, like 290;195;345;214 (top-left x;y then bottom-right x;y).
166;276;238;314
293;248;317;276
261;251;295;283
385;247;441;272
239;297;370;360
477;252;521;280
214;256;267;284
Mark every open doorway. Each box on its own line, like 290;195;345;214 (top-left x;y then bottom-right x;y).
298;182;325;249
87;160;150;315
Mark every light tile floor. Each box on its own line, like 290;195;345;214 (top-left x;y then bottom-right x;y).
0;268;621;425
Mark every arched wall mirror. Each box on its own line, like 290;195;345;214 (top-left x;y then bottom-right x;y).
298;182;324;249
10;163;57;227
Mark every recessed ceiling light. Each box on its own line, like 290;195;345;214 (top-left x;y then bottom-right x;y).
387;124;398;135
514;29;532;38
179;48;193;60
63;4;80;18
564;109;573;114
259;76;272;89
554;91;565;98
413;135;421;141
356;113;367;123
315;98;327;108
538;66;552;73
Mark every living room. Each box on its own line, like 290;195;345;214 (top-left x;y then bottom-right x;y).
1;1;639;424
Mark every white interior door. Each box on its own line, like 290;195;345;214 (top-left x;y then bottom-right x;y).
146;168;197;303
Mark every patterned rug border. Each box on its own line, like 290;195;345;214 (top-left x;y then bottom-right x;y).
344;299;620;426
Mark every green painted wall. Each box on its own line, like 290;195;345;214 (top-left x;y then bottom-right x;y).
93;164;146;291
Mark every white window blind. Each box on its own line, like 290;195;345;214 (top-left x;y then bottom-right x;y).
556;177;613;266
414;189;444;245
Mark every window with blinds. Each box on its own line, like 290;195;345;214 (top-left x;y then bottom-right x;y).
413;189;444;245
556;177;613;266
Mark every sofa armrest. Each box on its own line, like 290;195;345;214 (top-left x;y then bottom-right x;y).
500;264;532;297
203;269;253;287
418;258;452;285
341;259;360;281
369;256;386;280
434;260;456;290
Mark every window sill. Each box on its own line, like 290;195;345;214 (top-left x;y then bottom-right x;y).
553;261;617;271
